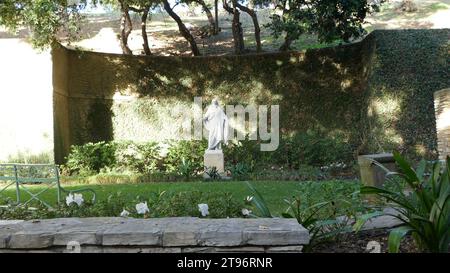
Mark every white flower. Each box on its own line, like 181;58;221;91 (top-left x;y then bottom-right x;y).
66;194;74;206
66;193;83;206
73;193;84;206
120;209;130;217
135;202;149;215
198;203;209;217
242;208;252;216
246;196;253;202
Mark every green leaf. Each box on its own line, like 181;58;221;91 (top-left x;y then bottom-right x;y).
245;181;272;217
393;151;419;186
388;226;413;253
281;212;293;218
416;159;427;182
353;211;384;232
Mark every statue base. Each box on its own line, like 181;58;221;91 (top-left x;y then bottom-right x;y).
203;150;229;180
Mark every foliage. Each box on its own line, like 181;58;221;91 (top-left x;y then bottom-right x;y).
144;190;242;218
64;141;117;176
114;141;162;174
358;152;450;253
245;181;272;217
53;30;449;163
224;136;261;171
364;29;450;160
245;180;366;251
0;180;361;217
0;190;244;219
282;197;352;251
204;166;221;180
164;140;208;175
0;0;86;48
272;130;353;168
227;162;251;180
266;0;384;49
62;134;356;180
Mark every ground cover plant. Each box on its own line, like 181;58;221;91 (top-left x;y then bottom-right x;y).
0;179;361;220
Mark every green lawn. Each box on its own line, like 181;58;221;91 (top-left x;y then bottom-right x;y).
0;180;360;216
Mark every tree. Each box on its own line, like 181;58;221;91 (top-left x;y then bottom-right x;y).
235;0;261;52
267;0;384;51
191;0;217;35
117;0;133;54
214;0;219;34
127;0;160;55
98;0;156;55
223;0;263;54
0;0;86;49
162;0;201;56
223;0;244;54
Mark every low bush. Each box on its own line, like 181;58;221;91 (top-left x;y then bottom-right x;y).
62;130;356;181
63;141;117;176
358;152;450;253
0;190;244;220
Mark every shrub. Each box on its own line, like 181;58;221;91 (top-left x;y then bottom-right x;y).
226;162;252;180
0;190;244;219
244;181;364;252
114;141;162;174
63;142;117;175
358;152;450;253
224;136;263;171
61;134;357;181
164;140;208;176
272;130;353;168
146;191;243;218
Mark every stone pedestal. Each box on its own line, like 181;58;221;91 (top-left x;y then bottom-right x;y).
204;150;224;172
203;150;225;179
358;153;396;188
358;153;396;203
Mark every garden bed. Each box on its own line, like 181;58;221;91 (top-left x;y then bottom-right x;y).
312;228;418;253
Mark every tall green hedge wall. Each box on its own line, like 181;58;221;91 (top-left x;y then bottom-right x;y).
52;29;450;164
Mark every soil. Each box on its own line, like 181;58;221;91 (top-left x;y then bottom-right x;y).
311;228;419;253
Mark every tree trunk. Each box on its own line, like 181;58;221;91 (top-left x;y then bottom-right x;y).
162;0;201;56
278;0;293;51
119;0;133;55
196;0;216;35
214;0;219;34
224;0;244;54
236;3;261;52
141;6;151;55
279;34;293;51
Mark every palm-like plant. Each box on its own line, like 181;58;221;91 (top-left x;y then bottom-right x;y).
359;151;450;253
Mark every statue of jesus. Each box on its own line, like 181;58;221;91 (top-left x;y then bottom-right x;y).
203;98;229;150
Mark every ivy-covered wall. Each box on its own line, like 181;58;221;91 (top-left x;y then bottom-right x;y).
364;29;450;159
52;29;450;164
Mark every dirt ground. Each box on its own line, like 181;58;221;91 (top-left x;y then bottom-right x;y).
69;0;450;56
311;228;419;253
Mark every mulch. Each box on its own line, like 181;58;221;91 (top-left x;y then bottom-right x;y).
311;228;419;253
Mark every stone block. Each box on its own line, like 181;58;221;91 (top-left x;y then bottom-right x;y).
265;246;303;253
358;153;395;188
204;150;224;174
102;220;162;246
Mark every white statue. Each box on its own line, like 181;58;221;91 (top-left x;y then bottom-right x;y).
203;98;229;150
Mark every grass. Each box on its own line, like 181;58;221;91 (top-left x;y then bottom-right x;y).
0;179;360;216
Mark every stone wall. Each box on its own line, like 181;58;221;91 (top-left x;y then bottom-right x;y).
0;217;309;253
51;35;375;164
51;29;450;164
434;89;450;160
